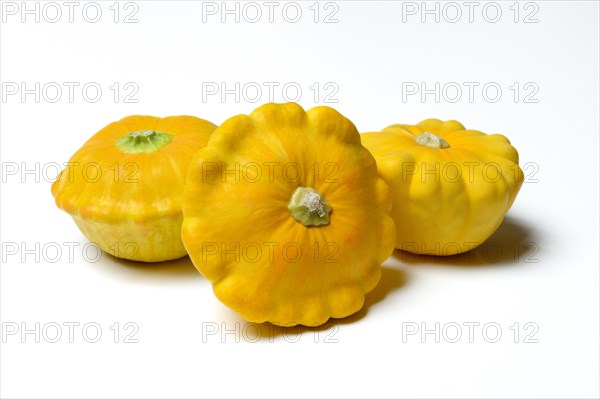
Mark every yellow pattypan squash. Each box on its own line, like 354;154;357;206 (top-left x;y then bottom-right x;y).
361;119;524;256
52;115;217;262
182;103;396;326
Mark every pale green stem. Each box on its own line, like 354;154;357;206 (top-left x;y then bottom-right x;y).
115;130;173;154
288;187;332;227
415;132;450;149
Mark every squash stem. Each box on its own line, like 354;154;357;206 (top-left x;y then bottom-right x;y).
288;187;331;227
415;132;450;149
115;130;173;154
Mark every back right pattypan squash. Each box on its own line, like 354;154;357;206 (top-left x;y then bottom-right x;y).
361;119;524;256
182;103;396;327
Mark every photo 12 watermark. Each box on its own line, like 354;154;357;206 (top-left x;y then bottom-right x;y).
401;321;540;343
398;240;539;264
1;241;139;264
1;82;140;104
200;1;340;24
201;161;340;184
399;1;540;24
2;161;141;184
201;321;340;343
400;81;540;104
200;241;339;264
1;1;140;24
201;81;339;104
1;321;140;343
398;160;534;184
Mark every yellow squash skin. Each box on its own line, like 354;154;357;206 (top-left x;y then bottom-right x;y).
182;103;396;327
52;115;217;262
361;119;524;256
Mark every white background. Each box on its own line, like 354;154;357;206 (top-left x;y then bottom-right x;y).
1;1;599;398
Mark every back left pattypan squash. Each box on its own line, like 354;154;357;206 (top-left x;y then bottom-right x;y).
52;115;217;262
182;103;396;327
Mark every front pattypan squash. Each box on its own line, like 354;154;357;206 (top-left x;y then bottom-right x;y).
182;103;395;327
52;115;217;262
362;119;524;256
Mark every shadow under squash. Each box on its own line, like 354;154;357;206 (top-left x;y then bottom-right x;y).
393;216;538;267
100;253;200;280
